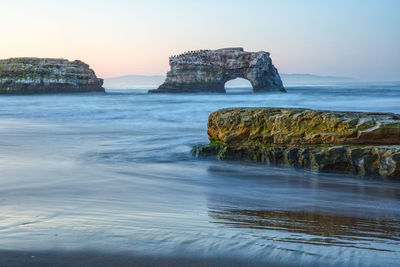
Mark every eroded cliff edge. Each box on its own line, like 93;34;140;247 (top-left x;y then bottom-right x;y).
149;48;285;93
193;108;400;179
0;58;104;94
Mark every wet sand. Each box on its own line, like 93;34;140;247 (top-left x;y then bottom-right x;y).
0;250;285;267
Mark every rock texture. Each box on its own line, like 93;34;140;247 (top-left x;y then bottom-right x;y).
0;58;104;94
193;108;400;179
149;48;285;93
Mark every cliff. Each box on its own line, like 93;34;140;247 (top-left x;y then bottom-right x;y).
149;48;285;93
0;58;104;94
193;108;400;179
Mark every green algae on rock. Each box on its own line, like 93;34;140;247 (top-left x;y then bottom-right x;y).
0;58;104;94
193;108;400;179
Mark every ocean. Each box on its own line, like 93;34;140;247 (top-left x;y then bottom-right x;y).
0;82;399;266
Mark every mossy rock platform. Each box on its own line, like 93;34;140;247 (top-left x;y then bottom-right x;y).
193;108;400;179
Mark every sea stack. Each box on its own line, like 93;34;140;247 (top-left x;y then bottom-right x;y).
193;107;400;179
149;48;285;93
0;58;104;94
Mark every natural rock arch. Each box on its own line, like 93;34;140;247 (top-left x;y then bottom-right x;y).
149;48;285;93
224;77;254;92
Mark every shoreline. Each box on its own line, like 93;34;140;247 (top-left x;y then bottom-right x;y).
0;250;290;267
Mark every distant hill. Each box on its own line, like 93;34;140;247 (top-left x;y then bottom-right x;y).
103;75;166;89
281;74;356;84
103;74;356;89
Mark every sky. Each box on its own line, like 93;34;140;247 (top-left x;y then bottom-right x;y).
1;0;399;80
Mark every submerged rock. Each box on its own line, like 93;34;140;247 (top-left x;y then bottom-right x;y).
149;48;285;93
193;108;400;179
0;58;104;94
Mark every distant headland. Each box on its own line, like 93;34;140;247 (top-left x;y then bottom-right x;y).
149;48;285;93
0;58;104;94
103;73;356;89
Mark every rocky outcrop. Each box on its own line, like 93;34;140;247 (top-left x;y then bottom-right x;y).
193;108;400;179
0;58;104;94
149;48;285;93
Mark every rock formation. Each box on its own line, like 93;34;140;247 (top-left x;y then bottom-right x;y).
0;58;104;94
149;48;285;93
193;108;400;179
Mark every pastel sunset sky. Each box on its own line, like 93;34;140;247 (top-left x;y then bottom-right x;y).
1;0;399;80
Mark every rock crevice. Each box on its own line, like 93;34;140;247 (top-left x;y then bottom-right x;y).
149;48;285;93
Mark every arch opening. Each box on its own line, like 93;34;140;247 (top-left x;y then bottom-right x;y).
224;78;253;93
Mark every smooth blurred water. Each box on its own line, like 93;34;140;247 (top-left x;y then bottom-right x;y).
0;83;399;266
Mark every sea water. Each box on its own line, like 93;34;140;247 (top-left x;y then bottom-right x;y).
0;82;399;266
